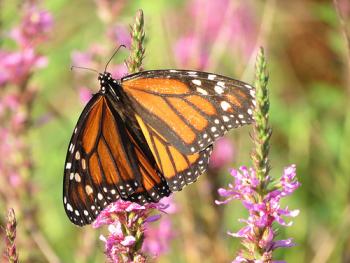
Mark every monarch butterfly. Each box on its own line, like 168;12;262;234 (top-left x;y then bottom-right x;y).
64;67;255;226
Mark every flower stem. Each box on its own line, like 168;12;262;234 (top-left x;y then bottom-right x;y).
127;9;145;74
251;47;272;187
127;9;146;260
5;208;19;263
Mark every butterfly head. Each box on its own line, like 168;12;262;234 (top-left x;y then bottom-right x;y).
98;72;115;93
98;72;112;81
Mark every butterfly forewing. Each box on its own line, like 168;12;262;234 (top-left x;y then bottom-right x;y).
121;69;255;155
63;92;169;226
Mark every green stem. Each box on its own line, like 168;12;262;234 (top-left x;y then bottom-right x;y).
251;47;272;186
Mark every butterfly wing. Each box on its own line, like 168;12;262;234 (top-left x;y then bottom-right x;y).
134;114;213;191
121;69;255;155
63;94;169;226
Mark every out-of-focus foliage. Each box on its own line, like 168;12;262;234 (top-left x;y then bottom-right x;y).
1;0;349;262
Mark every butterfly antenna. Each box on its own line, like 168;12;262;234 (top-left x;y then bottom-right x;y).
104;44;126;72
71;66;99;74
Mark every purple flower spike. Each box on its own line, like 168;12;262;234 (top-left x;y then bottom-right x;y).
217;165;300;262
93;199;172;262
11;5;53;47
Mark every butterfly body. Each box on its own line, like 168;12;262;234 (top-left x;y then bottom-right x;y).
64;70;255;226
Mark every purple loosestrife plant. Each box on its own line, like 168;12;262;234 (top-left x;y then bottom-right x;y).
4;209;19;263
0;2;57;262
93;201;169;262
216;48;300;262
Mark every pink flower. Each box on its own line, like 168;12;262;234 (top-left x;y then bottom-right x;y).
209;137;235;169
93;200;169;262
11;5;53;47
0;49;47;87
216;165;300;261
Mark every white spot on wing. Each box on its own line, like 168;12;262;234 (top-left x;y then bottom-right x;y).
75;151;80;160
85;185;93;195
66;162;72;169
74;173;81;182
214;85;224;94
192;79;202;86
217;81;225;87
67;203;73;212
220;101;231;111
208;74;216;80
196;87;208;95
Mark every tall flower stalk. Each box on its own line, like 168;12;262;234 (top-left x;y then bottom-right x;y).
216;48;300;262
4;209;19;263
126;9;145;74
0;2;60;262
93;10;175;262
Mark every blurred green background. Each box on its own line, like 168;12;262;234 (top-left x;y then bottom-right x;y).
1;0;350;262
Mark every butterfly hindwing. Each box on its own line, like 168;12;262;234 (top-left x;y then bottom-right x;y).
134;114;213;191
121;69;255;155
63;93;169;226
